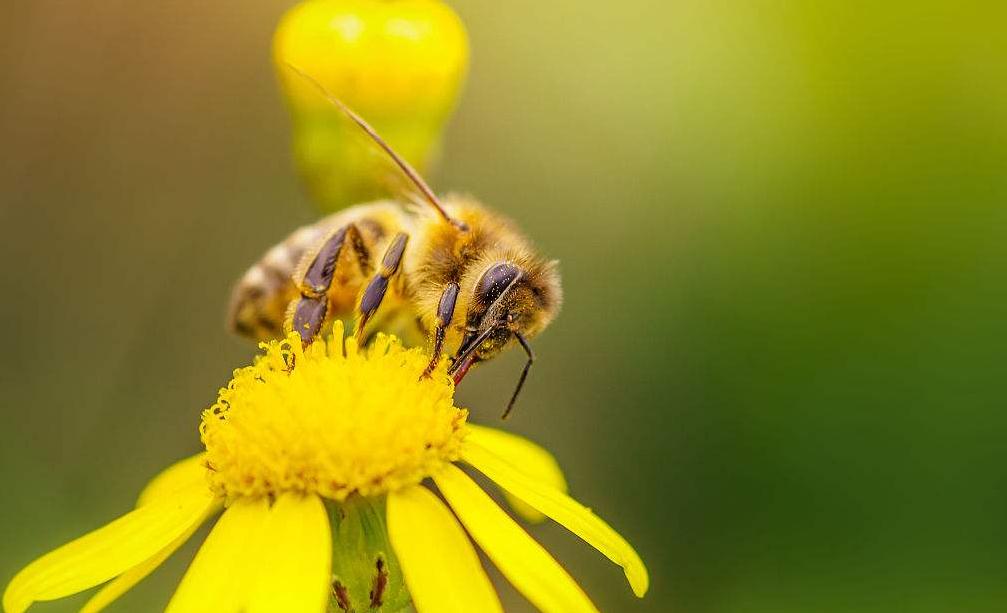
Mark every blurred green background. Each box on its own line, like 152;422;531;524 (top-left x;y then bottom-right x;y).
2;1;1005;611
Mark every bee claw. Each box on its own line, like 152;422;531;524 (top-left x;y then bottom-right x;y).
419;356;440;380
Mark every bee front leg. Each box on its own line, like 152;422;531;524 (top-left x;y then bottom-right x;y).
290;223;369;347
421;282;460;378
354;232;409;343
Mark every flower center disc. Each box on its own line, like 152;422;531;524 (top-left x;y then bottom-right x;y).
201;323;468;500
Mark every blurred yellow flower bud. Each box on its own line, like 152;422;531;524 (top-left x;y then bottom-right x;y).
274;0;469;212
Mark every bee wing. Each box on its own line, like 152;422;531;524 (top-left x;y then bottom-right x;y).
284;64;459;225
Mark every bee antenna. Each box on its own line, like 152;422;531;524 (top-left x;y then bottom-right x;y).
502;333;535;420
283;63;464;229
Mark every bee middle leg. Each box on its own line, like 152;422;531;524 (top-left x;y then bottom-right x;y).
290;223;370;347
354;232;409;343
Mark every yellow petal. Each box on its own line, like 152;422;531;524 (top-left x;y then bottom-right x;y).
78;457;220;613
3;483;216;613
137;453;208;506
467;425;567;523
387;485;502;613
246;493;331;613
462;441;649;597
165;498;271;613
79;497;224;613
79;516;204;613
433;465;598;613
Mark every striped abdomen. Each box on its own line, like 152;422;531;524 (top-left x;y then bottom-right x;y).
227;202;406;342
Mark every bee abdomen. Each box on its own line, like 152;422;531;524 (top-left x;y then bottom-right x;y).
228;225;328;341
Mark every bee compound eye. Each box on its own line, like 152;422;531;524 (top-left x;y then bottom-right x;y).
475;262;521;306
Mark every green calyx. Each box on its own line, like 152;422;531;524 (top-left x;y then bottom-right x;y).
328;495;411;613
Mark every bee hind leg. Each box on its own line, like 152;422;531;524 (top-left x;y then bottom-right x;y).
354;232;409;344
289;223;370;348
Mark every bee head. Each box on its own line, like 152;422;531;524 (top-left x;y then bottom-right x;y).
448;258;562;380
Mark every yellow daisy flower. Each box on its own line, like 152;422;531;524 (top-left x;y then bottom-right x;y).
4;322;648;613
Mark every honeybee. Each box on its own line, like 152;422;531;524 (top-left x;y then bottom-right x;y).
228;68;562;417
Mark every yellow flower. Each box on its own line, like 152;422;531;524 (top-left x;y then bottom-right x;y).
3;323;648;613
274;0;469;212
